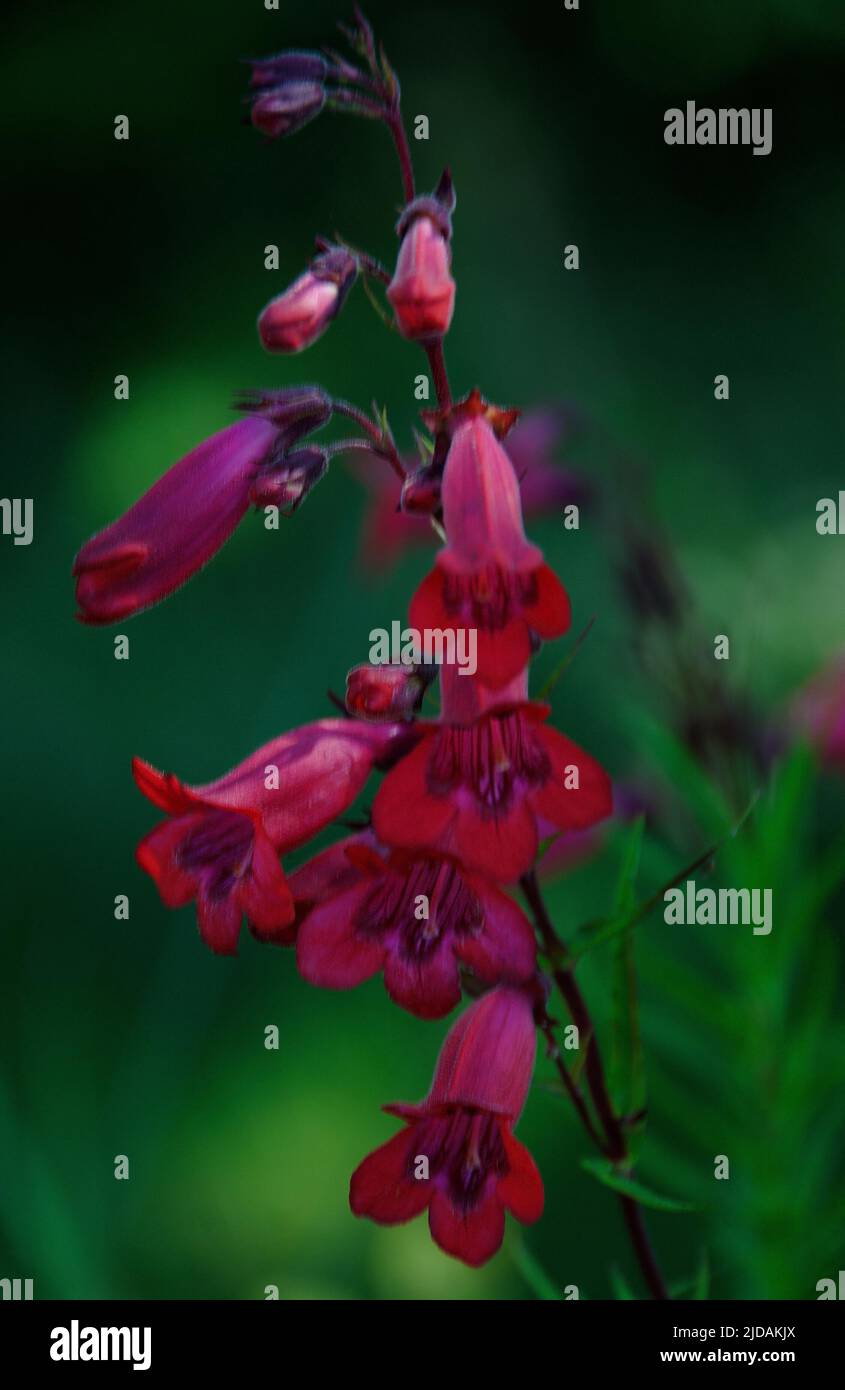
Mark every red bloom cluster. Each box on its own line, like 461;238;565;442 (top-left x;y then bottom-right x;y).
72;9;614;1269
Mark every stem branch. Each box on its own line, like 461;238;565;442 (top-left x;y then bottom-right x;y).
521;870;669;1300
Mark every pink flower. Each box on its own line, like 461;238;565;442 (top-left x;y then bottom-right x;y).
74;417;276;625
372;700;612;884
350;986;543;1266
258;246;357;353
133;719;411;954
349;408;586;575
387;172;456;342
388;215;455;341
291;834;536;1018
409;414;571;689
73;388;332;624
790;651;845;771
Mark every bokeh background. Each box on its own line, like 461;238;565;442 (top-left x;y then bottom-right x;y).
2;0;844;1300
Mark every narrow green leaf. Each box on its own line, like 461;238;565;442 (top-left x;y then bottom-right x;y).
610;1265;636;1300
536;616;596;699
572;792;760;961
509;1235;561;1300
581;1156;696;1213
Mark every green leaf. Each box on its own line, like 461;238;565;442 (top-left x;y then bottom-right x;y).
536;616;596;699
581;1157;696;1213
610;1265;636;1300
572;792;760;961
670;1252;711;1300
694;1249;710;1300
509;1235;561;1300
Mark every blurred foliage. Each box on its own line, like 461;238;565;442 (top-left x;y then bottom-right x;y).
1;0;844;1300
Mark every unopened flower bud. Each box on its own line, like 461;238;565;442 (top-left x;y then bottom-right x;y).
250;447;328;516
345;663;426;722
258;246;357;353
250;81;325;139
248;51;327;89
387;171;456;342
400;464;441;515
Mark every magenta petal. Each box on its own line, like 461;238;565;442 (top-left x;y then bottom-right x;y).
296;883;384;989
428;1188;506;1267
195;719;411;850
287;832;377;906
455;876;536;985
237;830;294;938
196;891;243;956
350;1125;431;1224
382;943;462;1020
439;417;542;573
428;987;537;1119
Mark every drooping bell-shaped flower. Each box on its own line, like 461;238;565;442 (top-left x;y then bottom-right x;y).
350;986;543;1265
372;694;612;883
73;389;332;624
409;410;571;689
291;834;536;1019
133;719;412;955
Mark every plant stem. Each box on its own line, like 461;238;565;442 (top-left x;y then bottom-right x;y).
425;339;452;409
386;108;415;202
332;400;406;480
521;870;669;1300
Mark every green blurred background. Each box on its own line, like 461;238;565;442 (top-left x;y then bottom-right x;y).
2;0;844;1300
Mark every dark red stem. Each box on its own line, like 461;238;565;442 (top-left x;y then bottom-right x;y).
425;339;452;409
521;870;669;1301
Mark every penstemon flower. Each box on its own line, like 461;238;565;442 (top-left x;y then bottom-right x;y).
350;986;543;1265
72;7;670;1291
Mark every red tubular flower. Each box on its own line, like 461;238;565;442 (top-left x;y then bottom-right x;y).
409;414;571;689
349;408;586;575
372;698;612;883
258;246;357;353
350;986;543;1265
291;834;536;1018
387;173;456;342
73;388;332;624
74;416;276;625
133;719;410;955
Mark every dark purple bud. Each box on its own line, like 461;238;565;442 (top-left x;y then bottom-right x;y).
247;50;328;89
251;81;325;139
250;447;328;516
400;464;441;515
618;531;687;627
233;386;333;449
